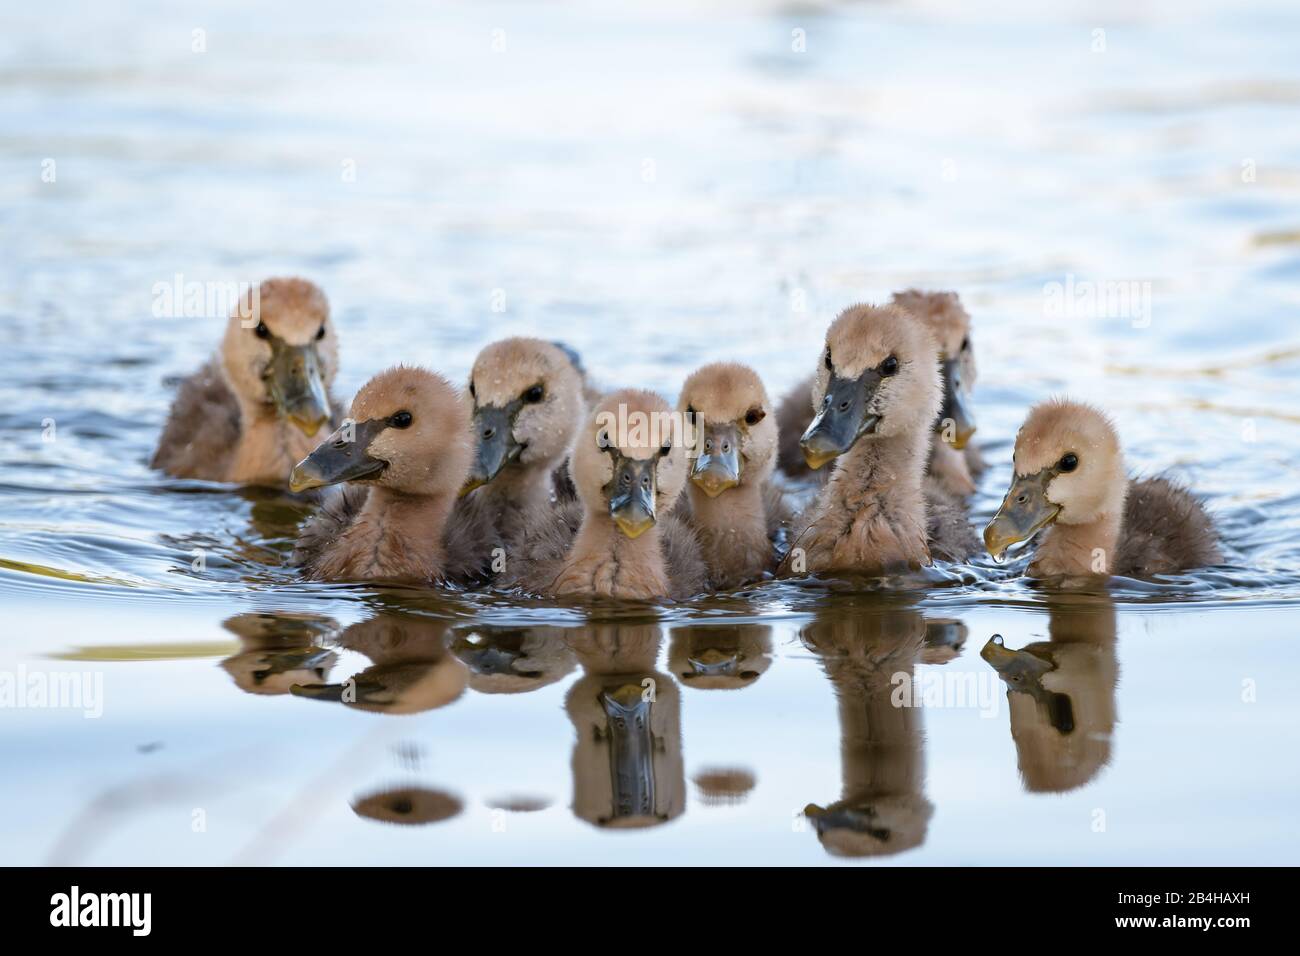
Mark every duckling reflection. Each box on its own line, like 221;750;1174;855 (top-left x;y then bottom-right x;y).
800;597;934;858
668;624;772;690
351;787;463;826
565;626;684;829
980;591;1118;793
449;625;576;694
921;617;969;665
291;613;468;715
219;611;338;696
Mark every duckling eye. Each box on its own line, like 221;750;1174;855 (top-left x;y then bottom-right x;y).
523;384;545;404
389;410;413;429
659;443;672;459
468;381;476;399
254;322;271;340
824;349;833;371
744;407;766;426
960;336;970;352
1058;452;1078;473
316;324;326;341
597;430;611;448
880;355;899;377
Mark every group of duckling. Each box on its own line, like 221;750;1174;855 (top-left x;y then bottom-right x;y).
153;277;1222;598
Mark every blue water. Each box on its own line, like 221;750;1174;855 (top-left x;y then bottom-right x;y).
1;0;1299;864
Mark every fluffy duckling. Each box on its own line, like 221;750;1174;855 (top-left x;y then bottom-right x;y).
565;625;684;828
783;304;951;575
984;399;1221;577
980;592;1118;793
776;289;981;497
675;362;788;588
891;289;981;495
152;277;339;487
288;366;493;584
506;389;707;600
799;599;933;858
460;337;587;525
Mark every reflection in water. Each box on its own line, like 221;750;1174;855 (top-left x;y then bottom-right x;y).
291;613;469;715
219;611;337;696
450;625;576;694
693;767;757;807
800;596;935;858
981;591;1119;793
921;618;969;665
565;626;684;829
668;624;772;690
351;787;463;826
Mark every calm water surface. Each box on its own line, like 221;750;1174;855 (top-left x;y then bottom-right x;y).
2;0;1299;864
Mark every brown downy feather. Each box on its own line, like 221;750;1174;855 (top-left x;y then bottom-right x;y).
676;362;789;589
289;367;491;585
1116;477;1220;576
504;389;706;600
153;277;341;487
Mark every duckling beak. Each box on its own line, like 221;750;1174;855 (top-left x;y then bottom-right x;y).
938;358;976;450
983;470;1060;560
608;456;657;539
979;634;1019;670
461;404;523;497
799;370;881;470
691;424;741;497
266;343;331;437
288;419;388;493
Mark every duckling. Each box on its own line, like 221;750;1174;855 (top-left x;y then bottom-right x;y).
799;598;933;858
152;277;339;487
983;399;1221;577
288;366;494;584
675;362;788;588
505;389;707;600
218;612;337;697
891;289;982;495
290;612;469;715
458;337;586;544
668;624;773;690
776;289;981;497
783;304;970;575
980;592;1118;793
565;625;684;829
448;625;576;695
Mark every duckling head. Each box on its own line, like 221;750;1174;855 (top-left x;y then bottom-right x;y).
891;289;977;449
799;304;942;470
676;362;776;498
572;389;689;539
461;337;585;495
289;366;472;497
220;277;337;437
984;399;1126;560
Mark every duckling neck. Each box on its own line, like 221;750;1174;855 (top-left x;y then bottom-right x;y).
476;463;556;521
227;391;320;487
928;440;975;497
687;480;770;588
835;661;925;798
1031;509;1123;577
797;429;930;575
553;511;669;600
320;487;454;584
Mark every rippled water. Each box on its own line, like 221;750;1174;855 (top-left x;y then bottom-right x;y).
2;0;1299;864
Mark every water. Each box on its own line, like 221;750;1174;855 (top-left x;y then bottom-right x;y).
2;0;1299;864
